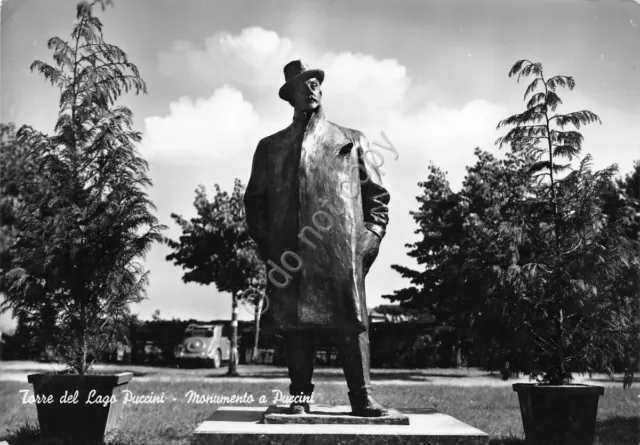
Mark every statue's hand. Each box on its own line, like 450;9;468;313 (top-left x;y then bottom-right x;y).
362;228;381;274
363;228;381;251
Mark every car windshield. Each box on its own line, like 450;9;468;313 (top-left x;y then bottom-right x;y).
184;329;213;338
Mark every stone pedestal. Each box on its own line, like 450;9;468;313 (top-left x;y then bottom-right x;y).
263;404;409;424
192;405;489;445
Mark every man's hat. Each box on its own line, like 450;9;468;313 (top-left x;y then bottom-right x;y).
278;60;325;102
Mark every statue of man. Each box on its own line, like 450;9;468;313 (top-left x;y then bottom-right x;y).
244;60;390;417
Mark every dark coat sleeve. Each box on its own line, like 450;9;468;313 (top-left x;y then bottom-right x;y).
243;140;270;259
357;132;390;240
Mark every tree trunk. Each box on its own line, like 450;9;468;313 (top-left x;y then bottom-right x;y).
227;291;239;376
623;345;634;389
556;307;566;384
452;338;462;368
489;347;495;375
544;82;566;384
79;303;88;374
251;295;263;364
81;333;88;375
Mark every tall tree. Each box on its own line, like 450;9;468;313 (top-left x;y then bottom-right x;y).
370;304;434;324
164;179;266;375
0;123;45;358
0;123;37;245
495;60;603;249
618;161;640;385
617;160;640;202
1;124;28;296
479;60;639;384
460;149;535;369
0;0;164;374
599;160;640;385
384;149;532;366
382;163;466;365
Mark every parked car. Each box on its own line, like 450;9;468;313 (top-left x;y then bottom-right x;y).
131;340;169;365
174;323;231;368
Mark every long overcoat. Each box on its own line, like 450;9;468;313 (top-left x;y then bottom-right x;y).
243;106;390;334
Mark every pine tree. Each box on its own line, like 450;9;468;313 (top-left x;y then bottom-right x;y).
496;59;602;250
0;0;165;374
484;60;639;384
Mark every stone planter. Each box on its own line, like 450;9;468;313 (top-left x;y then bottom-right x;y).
28;371;133;442
513;383;604;444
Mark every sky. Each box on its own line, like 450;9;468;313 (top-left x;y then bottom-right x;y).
1;0;639;332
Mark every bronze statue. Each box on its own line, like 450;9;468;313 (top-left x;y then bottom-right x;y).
244;60;391;417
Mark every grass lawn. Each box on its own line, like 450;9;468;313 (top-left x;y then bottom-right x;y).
1;378;638;444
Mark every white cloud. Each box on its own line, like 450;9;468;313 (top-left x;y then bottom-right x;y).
319;52;411;124
559;92;640;176
141;85;261;161
0;303;17;335
219;27;293;67
383;99;508;188
158;27;297;90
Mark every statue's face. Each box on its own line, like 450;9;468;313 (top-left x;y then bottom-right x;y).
290;76;322;111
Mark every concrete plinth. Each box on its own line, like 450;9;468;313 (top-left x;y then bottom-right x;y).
192;406;489;445
263;404;410;425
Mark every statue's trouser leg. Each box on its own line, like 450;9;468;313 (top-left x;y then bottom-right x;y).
336;329;371;393
282;329;315;412
337;329;389;416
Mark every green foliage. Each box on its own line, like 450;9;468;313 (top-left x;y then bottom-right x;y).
371;304;435;324
387;59;639;383
0;124;45;359
0;1;165;374
616;161;640;207
480;60;640;384
384;148;533;367
458;150;537;367
164;179;266;296
382;163;470;340
0;123;38;285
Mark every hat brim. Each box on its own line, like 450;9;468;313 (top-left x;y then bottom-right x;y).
278;69;325;101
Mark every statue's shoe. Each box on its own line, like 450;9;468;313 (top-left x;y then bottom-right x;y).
348;390;389;417
287;402;310;414
286;383;314;414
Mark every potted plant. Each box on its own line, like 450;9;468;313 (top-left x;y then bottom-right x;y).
0;0;164;441
474;60;640;444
